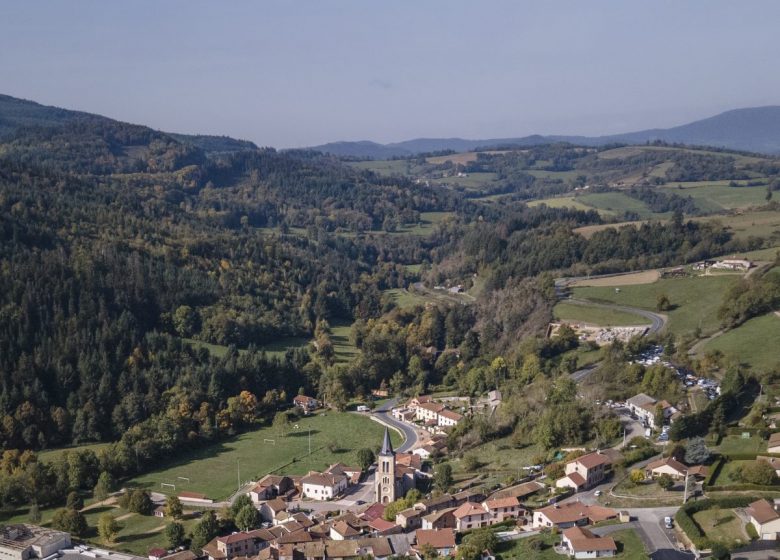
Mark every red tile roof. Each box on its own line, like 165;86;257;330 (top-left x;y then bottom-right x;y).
747;499;780;524
563;526;617;553
575;452;610;469
453;502;487;519
415;529;455;549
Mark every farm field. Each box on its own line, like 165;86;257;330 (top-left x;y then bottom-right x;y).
127;412;399;501
384;287;430;309
527;196;609;214
597;145;765;166
570;270;660;287
694;210;780;242
660;181;769;212
573;275;738;337
391;211;455;235
703;314;780;371
38;442;111;463
348;159;417;176
576;192;662;219
426;150;511;165
331;321;359;363
429;172;498;189
553;301;648;326
573;220;651;239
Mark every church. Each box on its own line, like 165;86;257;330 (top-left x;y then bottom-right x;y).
374;427;418;503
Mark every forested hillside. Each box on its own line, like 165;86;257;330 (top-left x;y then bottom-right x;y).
0;96;778;497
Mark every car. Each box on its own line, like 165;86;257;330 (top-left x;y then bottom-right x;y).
594;490;602;496
664;516;673;529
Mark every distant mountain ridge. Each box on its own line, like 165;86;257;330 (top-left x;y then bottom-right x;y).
309;106;780;158
0;94;258;155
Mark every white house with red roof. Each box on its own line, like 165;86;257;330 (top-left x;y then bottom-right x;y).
556;452;610;491
561;526;617;558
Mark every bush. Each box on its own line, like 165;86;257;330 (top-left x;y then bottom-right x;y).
746;521;759;540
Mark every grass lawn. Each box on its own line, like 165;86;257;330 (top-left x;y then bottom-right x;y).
715;434;767;456
710;460;767;487
527;196;609;215
573;275;738;337
703;314;780;371
692;508;748;545
496;528;648;559
554;301;649;326
0;500;201;556
128;412;400;501
451;435;543;482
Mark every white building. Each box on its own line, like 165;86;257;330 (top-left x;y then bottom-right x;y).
301;472;349;500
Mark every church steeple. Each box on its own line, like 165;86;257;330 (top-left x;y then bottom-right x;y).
379;426;394;456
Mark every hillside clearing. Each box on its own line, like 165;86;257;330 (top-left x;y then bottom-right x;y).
570;270;660;287
553;301;649;326
703;313;780;371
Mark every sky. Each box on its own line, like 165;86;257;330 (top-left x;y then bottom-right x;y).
2;1;780;148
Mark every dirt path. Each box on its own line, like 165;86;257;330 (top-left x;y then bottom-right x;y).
115;512;136;521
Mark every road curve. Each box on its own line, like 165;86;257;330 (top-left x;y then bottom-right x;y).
373;398;420;453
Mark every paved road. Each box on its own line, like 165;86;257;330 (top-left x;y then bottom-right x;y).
567;297;666;334
373;398;422;453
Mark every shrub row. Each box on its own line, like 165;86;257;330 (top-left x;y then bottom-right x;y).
707;483;780;492
721;452;780;461
703;456;725;487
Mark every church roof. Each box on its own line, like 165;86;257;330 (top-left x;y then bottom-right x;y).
380;426;394;456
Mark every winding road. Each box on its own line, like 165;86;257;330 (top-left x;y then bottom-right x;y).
372;398;421;453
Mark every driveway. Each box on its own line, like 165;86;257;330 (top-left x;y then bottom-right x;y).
372;398;422;453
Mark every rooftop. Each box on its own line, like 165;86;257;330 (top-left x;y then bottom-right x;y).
415;529;455;549
747;499;780;524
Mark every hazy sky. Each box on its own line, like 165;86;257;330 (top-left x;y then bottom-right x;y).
2;1;780;147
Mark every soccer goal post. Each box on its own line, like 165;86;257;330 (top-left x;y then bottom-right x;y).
161;483;176;491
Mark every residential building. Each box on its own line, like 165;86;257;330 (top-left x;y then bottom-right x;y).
259;497;287;522
532;503;617;530
746;499;780;540
438;409;463;427
556;452;610;491
330;521;361;541
453;502;490;531
483;497;525;523
768;432;780;453
561;526;617;558
645;457;688;480
301;472;348;501
293;395;318;413
489;481;546;501
203;529;275;560
249;475;295;502
415;402;445;423
395;508;424;530
626;393;677;429
413;529;456;557
421;508;457;530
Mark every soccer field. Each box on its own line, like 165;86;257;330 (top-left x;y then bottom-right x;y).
127;412;401;501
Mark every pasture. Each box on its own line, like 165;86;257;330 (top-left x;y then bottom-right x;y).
703;313;780;371
553;301;648;326
573;275;738;336
660;181;769;212
127;412;399;501
570;270;660;287
527;196;607;214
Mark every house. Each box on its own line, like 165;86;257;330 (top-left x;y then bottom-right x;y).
532;502;617;530
746;499;780;540
0;525;71;560
203;529;275;560
360;503;386;522
483;496;525;523
421;508;457;530
396;507;424;530
293;395;318;413
325;463;362;485
645;457;688;480
414;529;456;557
330;520;362;541
259;497;287;522
561;526;617;558
556;452;610;491
758;456;780;478
712;259;753;271
768;432;780;453
301;472;349;500
153;505;165;518
249;475;295;502
415;402;445;423
626;393;677;429
367;518;401;536
438;409;463;427
453;502;490;531
149;549;166;560
489;480;546;501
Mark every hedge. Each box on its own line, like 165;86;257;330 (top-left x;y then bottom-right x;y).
707;483;780;492
746;521;759;540
721;452;780;461
704;456;725;487
675;497;758;549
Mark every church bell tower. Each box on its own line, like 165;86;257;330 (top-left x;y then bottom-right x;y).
375;427;396;504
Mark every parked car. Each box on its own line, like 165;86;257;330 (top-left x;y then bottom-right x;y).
664;516;673;529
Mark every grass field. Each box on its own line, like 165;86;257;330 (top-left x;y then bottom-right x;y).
703;314;780;371
38;442;111;463
331;321;359;363
384;288;430;309
429;173;498;189
715;435;767;455
0;499;201;556
573;220;651;239
181;336;310;359
553;301;648;326
496;528;647;559
660;181;769;212
694;211;780;242
570;270;660;287
127;412;399;501
692;508;747;545
348;160;416;176
576;192;661;219
527;196;609;214
573;275;738;337
391;211;455;235
710;460;767;487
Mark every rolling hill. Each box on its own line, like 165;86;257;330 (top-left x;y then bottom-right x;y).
309;106;780;158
